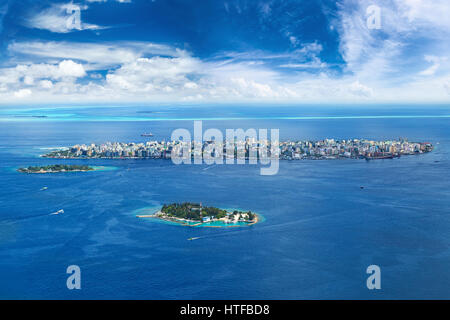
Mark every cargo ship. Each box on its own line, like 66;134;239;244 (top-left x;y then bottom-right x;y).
364;154;400;160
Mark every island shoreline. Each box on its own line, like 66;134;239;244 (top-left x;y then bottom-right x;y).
16;165;114;174
137;208;260;228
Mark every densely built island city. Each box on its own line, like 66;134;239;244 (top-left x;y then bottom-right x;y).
43;138;433;161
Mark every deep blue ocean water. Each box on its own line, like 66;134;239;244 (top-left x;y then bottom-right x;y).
0;105;449;299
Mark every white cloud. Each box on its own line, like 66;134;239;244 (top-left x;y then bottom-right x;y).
8;41;179;69
348;81;373;97
25;3;106;33
276;42;327;69
419;55;447;76
57;60;86;78
335;0;450;97
184;82;198;89
13;60;86;80
39;80;53;89
23;76;34;85
105;54;201;93
0;60;86;101
230;78;277;98
1;1;450;104
444;79;450;95
1;23;450;105
279;58;326;69
297;42;323;56
399;0;450;30
14;89;32;98
289;36;299;47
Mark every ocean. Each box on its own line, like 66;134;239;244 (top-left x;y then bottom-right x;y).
0;104;449;299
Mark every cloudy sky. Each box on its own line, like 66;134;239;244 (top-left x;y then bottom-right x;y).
0;0;449;105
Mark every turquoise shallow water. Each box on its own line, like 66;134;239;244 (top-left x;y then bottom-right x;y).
1;105;450;122
199;220;253;227
0;105;449;299
1;113;450;122
92;166;119;172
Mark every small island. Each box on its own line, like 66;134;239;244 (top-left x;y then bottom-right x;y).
137;202;259;227
18;164;95;174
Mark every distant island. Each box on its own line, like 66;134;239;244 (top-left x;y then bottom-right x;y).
137;202;259;227
18;164;95;174
42;138;433;161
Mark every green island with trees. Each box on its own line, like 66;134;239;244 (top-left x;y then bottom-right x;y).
18;164;95;174
137;202;258;227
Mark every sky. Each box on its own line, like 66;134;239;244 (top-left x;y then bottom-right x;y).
0;0;449;105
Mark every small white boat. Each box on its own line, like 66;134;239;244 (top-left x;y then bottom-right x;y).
40;187;48;191
50;209;64;215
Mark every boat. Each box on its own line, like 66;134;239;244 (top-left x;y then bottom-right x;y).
188;237;200;241
50;209;64;215
141;132;154;137
40;187;48;191
364;154;395;161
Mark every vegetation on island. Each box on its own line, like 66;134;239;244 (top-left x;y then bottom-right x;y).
161;202;255;222
18;164;94;173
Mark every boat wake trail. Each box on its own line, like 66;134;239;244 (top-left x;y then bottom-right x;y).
0;209;64;224
49;209;64;215
202;164;218;171
187;212;342;241
187;227;253;241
